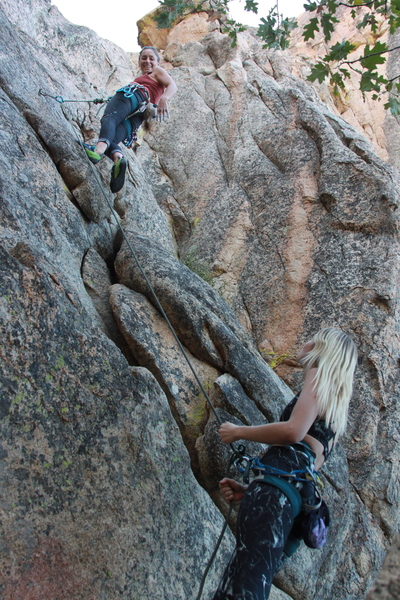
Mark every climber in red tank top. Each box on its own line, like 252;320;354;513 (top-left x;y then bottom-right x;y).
82;46;177;193
133;47;177;118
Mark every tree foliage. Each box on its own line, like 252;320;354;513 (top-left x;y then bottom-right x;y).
154;0;400;115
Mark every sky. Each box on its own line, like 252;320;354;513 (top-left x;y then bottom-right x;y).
51;0;306;53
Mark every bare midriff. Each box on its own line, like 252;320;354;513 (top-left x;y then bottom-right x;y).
302;433;334;470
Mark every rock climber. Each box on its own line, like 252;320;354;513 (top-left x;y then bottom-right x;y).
213;327;358;600
83;46;177;193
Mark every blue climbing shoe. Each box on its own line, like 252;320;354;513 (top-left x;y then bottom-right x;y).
110;157;127;193
82;142;103;164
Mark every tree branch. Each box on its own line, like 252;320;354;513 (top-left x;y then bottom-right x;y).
337;0;376;7
343;44;400;65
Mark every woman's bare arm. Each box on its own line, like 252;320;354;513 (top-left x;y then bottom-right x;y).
218;368;319;445
152;66;177;115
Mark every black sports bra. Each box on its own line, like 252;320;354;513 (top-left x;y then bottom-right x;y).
279;395;336;459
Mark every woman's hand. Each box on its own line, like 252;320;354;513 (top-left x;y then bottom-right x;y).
152;66;177;122
156;95;169;121
219;478;247;503
218;421;240;444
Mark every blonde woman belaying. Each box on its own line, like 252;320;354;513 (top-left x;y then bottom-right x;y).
213;328;358;600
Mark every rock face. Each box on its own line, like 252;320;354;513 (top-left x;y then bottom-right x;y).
367;532;400;599
137;9;217;50
0;1;399;600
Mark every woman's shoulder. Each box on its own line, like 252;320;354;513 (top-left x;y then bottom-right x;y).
152;65;175;84
152;65;168;74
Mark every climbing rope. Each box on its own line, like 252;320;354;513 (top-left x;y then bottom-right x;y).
42;88;247;598
195;442;249;600
79;127;242;600
195;502;233;600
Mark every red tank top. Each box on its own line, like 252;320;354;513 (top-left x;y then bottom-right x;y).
133;74;165;104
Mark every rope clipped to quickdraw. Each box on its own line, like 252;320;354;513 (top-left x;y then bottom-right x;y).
41;87;225;431
44;89;250;599
39;88;109;105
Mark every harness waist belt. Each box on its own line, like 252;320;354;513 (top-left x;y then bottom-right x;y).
254;473;302;518
290;442;317;460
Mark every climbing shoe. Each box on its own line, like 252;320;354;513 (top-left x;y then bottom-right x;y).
82;142;104;164
110;157;127;193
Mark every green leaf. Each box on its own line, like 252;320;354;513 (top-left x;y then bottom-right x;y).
258;15;278;46
279;18;298;48
155;11;172;29
321;13;339;41
154;0;195;29
326;0;339;13
282;17;298;35
330;71;346;90
389;13;400;34
360;42;387;69
360;70;386;93
357;13;378;33
323;40;356;62
225;19;247;47
384;96;400;116
304;1;318;11
303;17;319;40
244;0;258;13
307;62;330;83
339;67;351;79
360;72;376;93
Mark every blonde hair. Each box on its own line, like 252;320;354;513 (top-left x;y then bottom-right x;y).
300;328;358;437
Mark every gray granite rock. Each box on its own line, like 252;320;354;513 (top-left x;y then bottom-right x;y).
1;1;399;599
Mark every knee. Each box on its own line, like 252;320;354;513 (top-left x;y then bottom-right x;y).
101;112;119;125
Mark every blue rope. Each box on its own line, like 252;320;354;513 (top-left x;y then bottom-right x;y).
238;455;319;484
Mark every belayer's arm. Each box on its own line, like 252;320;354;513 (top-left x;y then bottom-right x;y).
219;368;319;445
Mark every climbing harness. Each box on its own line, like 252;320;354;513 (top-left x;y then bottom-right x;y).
115;83;157;147
239;442;323;513
116;83;149;112
232;441;330;557
197;441;329;597
241;446;323;510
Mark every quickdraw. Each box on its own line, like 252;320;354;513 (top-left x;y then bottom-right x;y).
38;88;109;105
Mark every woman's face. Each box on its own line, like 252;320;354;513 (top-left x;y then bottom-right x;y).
139;49;159;74
296;339;315;362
